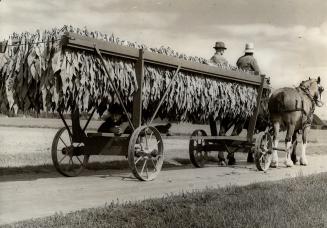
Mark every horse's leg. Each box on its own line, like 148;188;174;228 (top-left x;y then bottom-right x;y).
270;122;279;168
300;127;309;166
285;124;295;167
291;132;298;164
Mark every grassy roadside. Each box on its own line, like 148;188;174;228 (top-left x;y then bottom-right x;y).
4;173;327;228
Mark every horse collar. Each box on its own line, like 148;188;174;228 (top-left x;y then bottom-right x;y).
299;85;310;98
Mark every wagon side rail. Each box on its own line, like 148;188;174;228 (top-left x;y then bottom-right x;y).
61;32;269;88
61;32;270;130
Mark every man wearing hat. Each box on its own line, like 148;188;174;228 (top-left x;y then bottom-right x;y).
236;43;260;73
210;41;229;67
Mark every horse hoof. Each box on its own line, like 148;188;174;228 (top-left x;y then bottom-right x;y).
270;161;278;168
284;160;294;167
218;161;227;167
300;158;308;166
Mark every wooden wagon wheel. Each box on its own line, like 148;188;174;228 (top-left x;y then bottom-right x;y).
254;131;273;171
189;129;208;168
128;126;164;181
52;127;89;177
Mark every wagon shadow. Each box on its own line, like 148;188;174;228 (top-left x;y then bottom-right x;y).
0;159;195;182
0;157;260;182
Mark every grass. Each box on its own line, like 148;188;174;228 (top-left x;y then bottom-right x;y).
4;173;327;228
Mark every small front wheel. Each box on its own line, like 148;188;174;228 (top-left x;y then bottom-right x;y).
254;131;273;171
52;127;89;177
189;129;208;168
128;126;164;181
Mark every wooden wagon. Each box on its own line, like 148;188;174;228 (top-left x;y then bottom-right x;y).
51;32;271;181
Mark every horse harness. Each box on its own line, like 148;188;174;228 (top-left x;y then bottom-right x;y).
280;85;316;130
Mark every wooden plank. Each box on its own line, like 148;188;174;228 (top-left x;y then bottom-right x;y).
62;32;270;87
190;135;248;141
247;75;265;141
132;49;144;128
84;136;129;156
87;132;130;137
143;51;264;86
62;32;139;60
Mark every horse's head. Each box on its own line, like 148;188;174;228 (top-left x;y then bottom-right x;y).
300;77;324;107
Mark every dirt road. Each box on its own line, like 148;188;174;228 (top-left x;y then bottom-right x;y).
1;154;327;225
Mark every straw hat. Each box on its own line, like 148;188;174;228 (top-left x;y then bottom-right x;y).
245;43;254;53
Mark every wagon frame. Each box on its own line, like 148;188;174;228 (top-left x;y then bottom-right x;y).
51;32;270;181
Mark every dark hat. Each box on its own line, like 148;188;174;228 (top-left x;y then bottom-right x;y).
213;41;226;50
109;103;123;114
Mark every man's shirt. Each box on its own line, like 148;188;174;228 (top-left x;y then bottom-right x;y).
236;55;260;73
210;54;228;67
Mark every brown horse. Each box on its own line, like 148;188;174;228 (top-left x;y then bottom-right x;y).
268;77;324;167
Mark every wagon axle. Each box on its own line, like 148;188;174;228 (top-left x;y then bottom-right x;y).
134;147;159;158
62;146;85;157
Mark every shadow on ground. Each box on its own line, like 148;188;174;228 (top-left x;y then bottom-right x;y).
0;156;259;182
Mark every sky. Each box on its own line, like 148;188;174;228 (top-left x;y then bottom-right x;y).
0;0;327;118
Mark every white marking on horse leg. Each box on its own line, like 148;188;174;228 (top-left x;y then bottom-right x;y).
301;127;309;166
300;142;308;166
284;141;294;167
270;139;279;168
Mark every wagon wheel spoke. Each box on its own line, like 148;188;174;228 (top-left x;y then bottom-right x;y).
149;132;154;142
76;156;83;165
70;157;74;166
145;137;149;150
59;136;69;148
66;157;72;171
150;159;157;171
258;153;264;162
135;156;143;165
59;154;68;164
140;160;147;176
138;136;144;151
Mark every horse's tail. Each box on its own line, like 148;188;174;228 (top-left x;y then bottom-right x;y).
268;92;285;114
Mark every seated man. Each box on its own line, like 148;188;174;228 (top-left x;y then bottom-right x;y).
98;103;124;135
210;41;229;67
236;43;260;74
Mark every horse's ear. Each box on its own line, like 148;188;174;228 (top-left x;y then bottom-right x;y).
318;76;321;84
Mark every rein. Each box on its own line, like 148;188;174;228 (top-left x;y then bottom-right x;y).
297;86;316;128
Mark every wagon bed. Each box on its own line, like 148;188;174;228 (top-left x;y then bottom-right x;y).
51;32;270;181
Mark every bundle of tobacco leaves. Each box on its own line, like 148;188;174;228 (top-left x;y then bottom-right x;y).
0;25;259;124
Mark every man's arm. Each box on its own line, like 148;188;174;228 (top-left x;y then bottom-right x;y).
252;58;260;73
98;118;122;134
